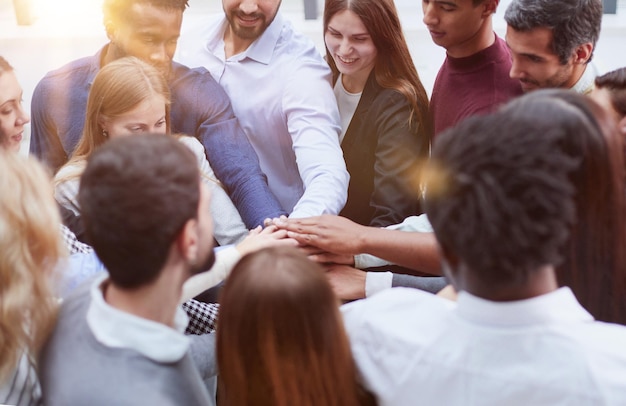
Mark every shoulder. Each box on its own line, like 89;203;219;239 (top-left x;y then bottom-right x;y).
35;55;97;94
177;135;205;158
273;21;328;70
169;62;229;103
342;288;453;339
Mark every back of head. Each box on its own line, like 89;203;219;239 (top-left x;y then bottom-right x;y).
74;56;171;162
217;247;368;406
0;151;62;380
424;105;581;289
506;89;626;323
504;0;602;64
78;134;199;289
103;0;188;26
595;67;626;119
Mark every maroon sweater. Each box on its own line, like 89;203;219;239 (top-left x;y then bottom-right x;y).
430;35;523;137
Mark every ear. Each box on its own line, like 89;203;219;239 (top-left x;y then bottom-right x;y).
482;0;499;17
573;43;593;64
98;117;108;134
177;219;200;267
619;116;626;137
104;18;116;42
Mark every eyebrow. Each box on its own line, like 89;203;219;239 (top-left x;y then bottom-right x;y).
432;0;459;7
0;91;22;109
327;25;370;37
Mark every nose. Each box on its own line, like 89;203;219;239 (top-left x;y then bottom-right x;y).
149;44;170;66
16;105;30;127
339;38;352;55
239;0;258;14
422;3;438;27
509;57;523;80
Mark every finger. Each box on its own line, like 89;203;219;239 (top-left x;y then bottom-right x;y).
248;225;262;235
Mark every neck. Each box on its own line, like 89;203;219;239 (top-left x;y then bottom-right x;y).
565;63;588;90
224;26;254;59
341;67;373;93
446;20;495;59
103;264;187;327
101;43;121;68
462;264;559;302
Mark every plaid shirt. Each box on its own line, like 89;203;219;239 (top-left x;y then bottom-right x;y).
182;300;219;335
61;225;92;255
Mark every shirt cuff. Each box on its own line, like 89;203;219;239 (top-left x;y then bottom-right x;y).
365;271;393;297
355;253;391;269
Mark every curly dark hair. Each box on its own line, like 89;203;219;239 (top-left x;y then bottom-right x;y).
424;101;586;287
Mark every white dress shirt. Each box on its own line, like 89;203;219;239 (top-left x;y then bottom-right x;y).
342;287;626;405
176;13;349;217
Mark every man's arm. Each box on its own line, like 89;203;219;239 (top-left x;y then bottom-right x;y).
169;67;287;228
284;57;349;218
276;215;442;275
30;78;69;172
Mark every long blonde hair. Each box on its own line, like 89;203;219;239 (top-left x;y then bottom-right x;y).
55;56;171;184
0;151;64;381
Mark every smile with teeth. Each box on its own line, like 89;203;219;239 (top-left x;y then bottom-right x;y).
337;55;357;64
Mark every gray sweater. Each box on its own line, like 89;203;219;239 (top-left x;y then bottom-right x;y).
39;281;217;406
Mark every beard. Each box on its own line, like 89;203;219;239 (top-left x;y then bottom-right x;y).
189;245;216;276
224;0;281;42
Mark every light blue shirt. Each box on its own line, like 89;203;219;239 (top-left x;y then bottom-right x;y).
177;13;349;217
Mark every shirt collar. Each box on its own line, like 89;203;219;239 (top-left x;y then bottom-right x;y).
212;12;284;65
571;63;598;95
86;273;190;363
456;287;594;327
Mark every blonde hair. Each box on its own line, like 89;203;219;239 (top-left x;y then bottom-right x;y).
55;56;171;185
0;151;64;381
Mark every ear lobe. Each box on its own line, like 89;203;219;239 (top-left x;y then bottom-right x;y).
574;43;593;64
618;116;626;136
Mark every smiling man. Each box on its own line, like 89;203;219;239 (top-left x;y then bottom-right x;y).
424;0;522;136
504;0;603;93
177;0;349;219
29;0;286;230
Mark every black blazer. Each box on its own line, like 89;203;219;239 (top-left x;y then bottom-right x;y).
339;73;429;227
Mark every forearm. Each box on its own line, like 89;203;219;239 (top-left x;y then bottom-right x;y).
359;227;442;275
199;119;286;227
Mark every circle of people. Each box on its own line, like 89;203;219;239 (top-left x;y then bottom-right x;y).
2;0;626;405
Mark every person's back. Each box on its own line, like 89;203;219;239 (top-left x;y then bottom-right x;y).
41;281;211;406
40;135;217;405
342;98;626;405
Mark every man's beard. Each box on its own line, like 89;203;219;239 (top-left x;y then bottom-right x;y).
190;247;216;276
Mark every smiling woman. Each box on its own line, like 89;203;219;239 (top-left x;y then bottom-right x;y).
0;57;30;153
323;0;432;227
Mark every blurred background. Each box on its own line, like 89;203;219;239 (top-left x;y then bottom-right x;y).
2;0;625;154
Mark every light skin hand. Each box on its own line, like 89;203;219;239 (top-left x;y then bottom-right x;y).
273;214;367;256
325;265;367;301
235;225;298;256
